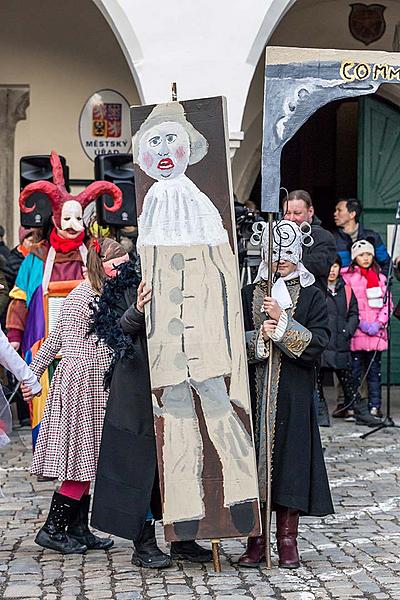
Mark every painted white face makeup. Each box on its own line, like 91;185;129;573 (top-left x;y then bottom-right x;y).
138;121;190;181
60;200;84;232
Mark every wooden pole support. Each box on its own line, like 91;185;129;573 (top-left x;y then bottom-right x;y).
265;212;275;570
211;539;222;573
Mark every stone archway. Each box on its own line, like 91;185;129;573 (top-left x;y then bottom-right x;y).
0;86;29;243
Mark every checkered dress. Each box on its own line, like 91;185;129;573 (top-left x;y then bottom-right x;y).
30;281;111;481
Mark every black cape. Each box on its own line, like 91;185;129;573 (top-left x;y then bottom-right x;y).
242;281;334;517
90;261;161;542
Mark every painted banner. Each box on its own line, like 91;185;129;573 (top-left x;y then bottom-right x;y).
130;97;261;542
262;46;400;212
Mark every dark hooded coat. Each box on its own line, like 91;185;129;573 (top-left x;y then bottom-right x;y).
321;276;359;370
242;280;334;516
90;261;161;542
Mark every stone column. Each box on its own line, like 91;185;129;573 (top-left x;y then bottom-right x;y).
229;131;244;160
0;86;30;244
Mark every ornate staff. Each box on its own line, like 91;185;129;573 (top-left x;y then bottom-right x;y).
264;212;275;569
250;211;275;568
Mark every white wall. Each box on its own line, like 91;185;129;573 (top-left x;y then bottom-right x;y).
0;0;139;243
95;0;291;135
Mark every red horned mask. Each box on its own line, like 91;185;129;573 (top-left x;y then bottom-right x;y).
19;151;122;231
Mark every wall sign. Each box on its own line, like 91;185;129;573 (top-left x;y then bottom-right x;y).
79;89;132;161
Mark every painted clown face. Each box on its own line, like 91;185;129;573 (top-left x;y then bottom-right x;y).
57;200;85;239
138;121;190;181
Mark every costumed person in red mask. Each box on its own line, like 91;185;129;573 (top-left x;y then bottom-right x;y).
6;151;121;446
22;238;129;554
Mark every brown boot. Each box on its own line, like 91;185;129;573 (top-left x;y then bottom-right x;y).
276;506;300;569
238;535;266;567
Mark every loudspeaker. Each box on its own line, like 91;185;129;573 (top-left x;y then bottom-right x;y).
19;155;69;227
94;154;137;227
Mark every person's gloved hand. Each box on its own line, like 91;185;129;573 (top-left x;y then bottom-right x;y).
359;320;370;334
367;321;381;336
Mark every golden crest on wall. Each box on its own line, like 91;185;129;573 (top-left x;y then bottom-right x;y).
349;3;386;46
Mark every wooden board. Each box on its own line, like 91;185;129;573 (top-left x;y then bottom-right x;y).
130;96;261;541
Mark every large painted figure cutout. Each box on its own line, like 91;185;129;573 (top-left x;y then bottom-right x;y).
131;97;260;541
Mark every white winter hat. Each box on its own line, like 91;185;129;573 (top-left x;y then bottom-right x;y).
351;239;375;261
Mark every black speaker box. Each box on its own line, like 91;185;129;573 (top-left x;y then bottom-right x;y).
20;155;69;227
94;154;137;227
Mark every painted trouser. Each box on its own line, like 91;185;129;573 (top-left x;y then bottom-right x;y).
352;351;382;408
158;375;258;524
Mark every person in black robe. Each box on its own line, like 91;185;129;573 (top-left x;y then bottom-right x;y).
90;259;212;568
239;220;334;569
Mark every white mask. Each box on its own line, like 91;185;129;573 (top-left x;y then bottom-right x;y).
60;200;85;232
253;220;304;264
253;219;315;287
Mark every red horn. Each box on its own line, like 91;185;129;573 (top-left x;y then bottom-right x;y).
77;181;123;213
19;181;60;214
50;150;66;188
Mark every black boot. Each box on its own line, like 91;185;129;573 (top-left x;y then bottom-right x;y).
132;521;172;568
35;492;87;554
170;540;212;562
67;494;114;551
332;403;346;418
353;397;382;426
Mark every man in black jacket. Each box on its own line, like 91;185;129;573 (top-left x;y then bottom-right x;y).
333;198;390;276
283;190;337;293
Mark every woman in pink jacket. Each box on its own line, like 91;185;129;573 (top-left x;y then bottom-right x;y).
342;240;391;418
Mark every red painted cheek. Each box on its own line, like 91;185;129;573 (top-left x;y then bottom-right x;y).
142;151;154;170
175;145;186;161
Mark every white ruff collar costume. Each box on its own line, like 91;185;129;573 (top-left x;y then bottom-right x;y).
134;102;228;248
137;174;228;247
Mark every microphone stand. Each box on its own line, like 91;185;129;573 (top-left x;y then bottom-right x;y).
361;200;400;439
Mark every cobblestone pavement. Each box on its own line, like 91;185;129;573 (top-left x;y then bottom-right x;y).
1;397;400;600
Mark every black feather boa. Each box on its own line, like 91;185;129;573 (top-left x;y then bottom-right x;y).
89;259;141;389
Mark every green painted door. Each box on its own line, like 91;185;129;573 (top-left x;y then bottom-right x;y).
358;95;400;384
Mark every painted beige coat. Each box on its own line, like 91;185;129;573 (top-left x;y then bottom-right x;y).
140;242;246;398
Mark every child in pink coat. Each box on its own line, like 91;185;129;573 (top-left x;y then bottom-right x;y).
342;240;391;417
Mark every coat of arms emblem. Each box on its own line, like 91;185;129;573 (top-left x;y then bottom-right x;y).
349;3;386;46
92;102;122;137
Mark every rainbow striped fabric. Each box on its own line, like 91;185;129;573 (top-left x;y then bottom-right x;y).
12;253;49;448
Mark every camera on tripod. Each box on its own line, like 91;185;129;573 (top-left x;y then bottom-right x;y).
234;203;264;285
